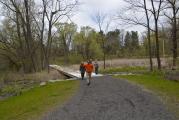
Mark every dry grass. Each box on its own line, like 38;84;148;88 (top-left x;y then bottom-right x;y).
0;69;67;99
3;69;66;84
70;58;172;70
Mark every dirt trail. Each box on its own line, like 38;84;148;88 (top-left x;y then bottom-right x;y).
42;76;175;120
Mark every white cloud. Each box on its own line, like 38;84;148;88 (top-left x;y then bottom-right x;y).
72;0;146;33
79;0;122;11
0;0;146;33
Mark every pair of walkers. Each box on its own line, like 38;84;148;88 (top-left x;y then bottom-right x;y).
79;60;98;86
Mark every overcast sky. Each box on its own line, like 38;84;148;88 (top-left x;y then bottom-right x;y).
71;0;146;33
0;0;146;33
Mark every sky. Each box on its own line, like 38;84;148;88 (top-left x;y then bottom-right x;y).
71;0;146;33
0;0;146;33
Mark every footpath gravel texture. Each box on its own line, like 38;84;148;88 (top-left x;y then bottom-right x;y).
42;76;175;120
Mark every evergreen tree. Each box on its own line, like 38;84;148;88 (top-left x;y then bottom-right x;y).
124;32;131;49
106;29;121;55
131;31;139;50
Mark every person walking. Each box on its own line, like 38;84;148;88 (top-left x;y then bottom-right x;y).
94;60;99;75
84;60;94;86
79;62;86;80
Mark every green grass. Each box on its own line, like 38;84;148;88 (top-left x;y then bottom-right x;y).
116;74;179;118
100;66;147;74
0;80;79;120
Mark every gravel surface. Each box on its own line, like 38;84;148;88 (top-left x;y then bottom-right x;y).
42;76;175;120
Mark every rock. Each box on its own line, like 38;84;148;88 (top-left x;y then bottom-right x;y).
40;82;47;86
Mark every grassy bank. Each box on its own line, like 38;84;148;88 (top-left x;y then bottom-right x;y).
0;70;66;98
0;80;79;120
116;73;179;119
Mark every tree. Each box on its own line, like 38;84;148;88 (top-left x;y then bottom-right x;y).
42;0;78;72
0;19;21;71
150;0;164;70
124;32;131;51
55;22;77;64
0;0;79;73
144;0;153;71
106;29;122;55
164;0;179;69
117;0;154;71
0;0;38;73
91;11;111;69
131;31;139;50
74;26;102;60
33;0;47;70
124;0;164;70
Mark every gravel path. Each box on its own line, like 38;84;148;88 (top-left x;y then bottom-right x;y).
42;76;175;120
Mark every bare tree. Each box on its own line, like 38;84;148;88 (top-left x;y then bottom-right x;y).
32;0;47;70
91;11;111;69
144;0;153;71
150;0;164;70
117;0;154;71
42;0;78;72
0;0;78;73
164;0;179;70
0;0;37;72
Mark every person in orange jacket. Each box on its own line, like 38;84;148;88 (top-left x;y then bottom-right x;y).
84;60;94;86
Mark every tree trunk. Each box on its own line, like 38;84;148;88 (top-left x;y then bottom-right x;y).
103;50;106;69
101;33;106;69
172;7;177;70
24;0;36;72
103;43;106;69
46;15;53;73
148;27;153;71
62;33;69;64
151;0;162;70
40;2;46;70
155;21;161;70
144;0;153;71
16;12;26;72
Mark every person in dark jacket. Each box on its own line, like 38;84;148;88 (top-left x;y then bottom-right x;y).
79;62;86;80
94;60;99;74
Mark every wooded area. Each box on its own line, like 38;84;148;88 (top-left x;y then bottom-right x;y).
0;1;179;119
0;0;178;74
